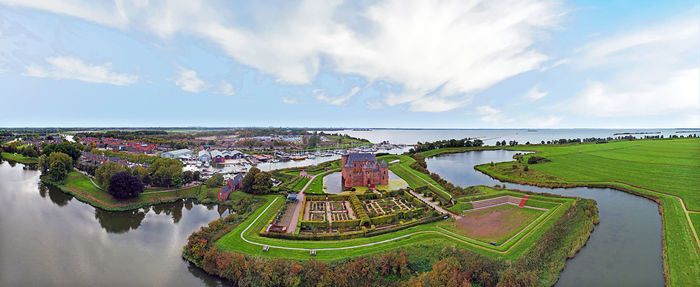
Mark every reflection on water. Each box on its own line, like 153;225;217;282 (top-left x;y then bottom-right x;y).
0;161;231;286
426;151;664;286
95;208;147;233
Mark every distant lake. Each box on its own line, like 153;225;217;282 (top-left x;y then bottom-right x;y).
326;128;685;145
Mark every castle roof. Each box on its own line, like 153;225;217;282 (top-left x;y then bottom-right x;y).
345;153;378;167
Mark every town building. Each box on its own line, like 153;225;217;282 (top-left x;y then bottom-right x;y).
341;153;388;188
218;174;243;201
198;150;211;163
161;149;192;159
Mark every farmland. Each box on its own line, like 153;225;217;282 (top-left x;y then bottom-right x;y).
474;138;700;286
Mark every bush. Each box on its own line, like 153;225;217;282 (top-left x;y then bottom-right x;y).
108;171;145;199
207;173;224;188
46;152;73;181
527;156;549;164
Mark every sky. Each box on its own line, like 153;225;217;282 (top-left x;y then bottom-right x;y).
0;0;698;128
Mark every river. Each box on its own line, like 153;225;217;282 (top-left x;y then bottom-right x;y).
425;151;664;286
0;161;231;286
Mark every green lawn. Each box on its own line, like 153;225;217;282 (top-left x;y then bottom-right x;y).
379;154;452;200
474;138;700;286
305;169;339;194
215;186;575;261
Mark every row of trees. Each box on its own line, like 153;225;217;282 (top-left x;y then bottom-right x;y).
0;142;40;157
37;142;85;181
94;157;187;190
410;138;484;153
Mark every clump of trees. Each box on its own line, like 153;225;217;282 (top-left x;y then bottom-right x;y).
108;171;144;199
40;152;73;181
410;138;484;153
527;156;549;164
148;158;184;187
95;162;127;189
241;167;272;194
206;173;224;188
42;142;83;163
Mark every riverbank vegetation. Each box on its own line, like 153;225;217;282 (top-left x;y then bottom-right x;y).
472;138;699;286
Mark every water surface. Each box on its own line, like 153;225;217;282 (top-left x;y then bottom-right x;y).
0;161;231;286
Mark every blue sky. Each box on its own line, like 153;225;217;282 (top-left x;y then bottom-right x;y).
0;0;697;128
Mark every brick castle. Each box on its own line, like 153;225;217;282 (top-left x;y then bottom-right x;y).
341;153;389;188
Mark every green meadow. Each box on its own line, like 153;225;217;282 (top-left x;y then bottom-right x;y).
473;138;699;286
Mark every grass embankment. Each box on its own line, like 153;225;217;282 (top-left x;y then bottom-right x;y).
41;171;212;211
1;152;39;164
305;169;340;194
378;154;452;200
470;138;699;286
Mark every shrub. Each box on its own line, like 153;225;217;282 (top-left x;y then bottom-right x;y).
206;173;224;187
527;156;550;164
108;171;144;199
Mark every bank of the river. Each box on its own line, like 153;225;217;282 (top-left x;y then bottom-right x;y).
41;171;222;211
422;138;698;286
0;152;39;164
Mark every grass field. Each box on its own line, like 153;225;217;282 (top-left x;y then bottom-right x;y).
305;169;339;194
472;138;700;286
444;204;545;244
42;171;205;211
378;154;452;200
215;186;575;262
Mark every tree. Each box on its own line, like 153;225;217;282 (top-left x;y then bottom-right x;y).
133;166;151;185
241;167;260;193
183;170;193;184
38;154;48;173
171;173;183;188
148;158;183;187
95;162;127;189
193;171;201;182
42;142;82;164
252;172;272;194
47;152;72;181
108;171;144;199
206;173;224;188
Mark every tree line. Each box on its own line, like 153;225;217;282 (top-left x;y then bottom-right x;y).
410;138;484;153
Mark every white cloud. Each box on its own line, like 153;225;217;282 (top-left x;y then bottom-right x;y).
23;56;137;86
174;67;206;93
525;85;548;101
216;81;235;96
313;86;361;106
281;96;298;105
476;105;511;124
0;0;129;28
571;14;699;123
2;0;565;112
